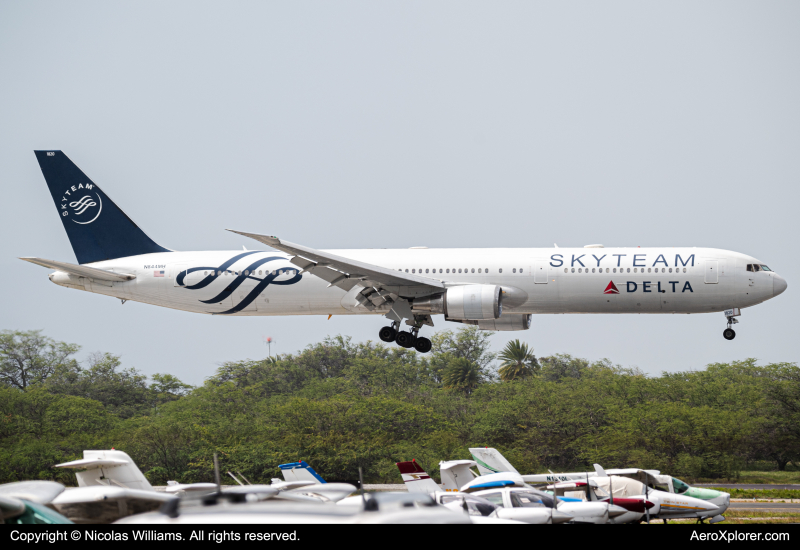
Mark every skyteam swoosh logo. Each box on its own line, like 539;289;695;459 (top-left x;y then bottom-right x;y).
177;252;302;314
60;183;103;225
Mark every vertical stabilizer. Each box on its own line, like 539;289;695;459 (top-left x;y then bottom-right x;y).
439;460;477;491
468;447;520;476
396;460;441;494
34;151;169;264
55;450;152;491
279;461;326;484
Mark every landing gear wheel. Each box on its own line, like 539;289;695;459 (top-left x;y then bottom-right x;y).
413;337;432;354
723;328;736;340
379;326;397;343
396;331;415;348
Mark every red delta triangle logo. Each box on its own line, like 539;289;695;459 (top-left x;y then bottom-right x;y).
604;281;620;295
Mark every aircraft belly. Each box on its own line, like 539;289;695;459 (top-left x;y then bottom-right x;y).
257;281;311;314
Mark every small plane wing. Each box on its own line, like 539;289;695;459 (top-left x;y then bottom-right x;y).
51;486;173;523
20;258;135;282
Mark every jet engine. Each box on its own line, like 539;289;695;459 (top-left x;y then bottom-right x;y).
411;285;502;320
451;314;532;331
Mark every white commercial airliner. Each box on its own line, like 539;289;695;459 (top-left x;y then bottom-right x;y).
23;151;787;353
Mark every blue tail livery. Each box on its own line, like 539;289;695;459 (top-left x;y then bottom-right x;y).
279;461;326;483
34;150;169;264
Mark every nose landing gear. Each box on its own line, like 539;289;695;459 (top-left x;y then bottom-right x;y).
723;308;740;340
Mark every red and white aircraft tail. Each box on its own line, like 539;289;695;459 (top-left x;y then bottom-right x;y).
396;460;440;494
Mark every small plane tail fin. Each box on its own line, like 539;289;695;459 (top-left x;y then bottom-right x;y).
593;463;608;477
439;460;477;491
278;460;326;484
34;151;169;264
396;460;441;494
468;447;519;476
56;450;153;492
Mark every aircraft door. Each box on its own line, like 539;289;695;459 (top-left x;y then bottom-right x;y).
533;260;548;284
705;261;718;284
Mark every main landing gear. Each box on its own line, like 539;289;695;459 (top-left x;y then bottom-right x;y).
723;308;740;340
378;321;432;353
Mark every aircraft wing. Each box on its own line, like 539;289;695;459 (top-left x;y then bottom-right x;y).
20;258;136;282
227;230;444;322
51;486;173;523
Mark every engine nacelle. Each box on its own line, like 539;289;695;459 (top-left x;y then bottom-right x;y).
412;285;502;320
449;314;531;331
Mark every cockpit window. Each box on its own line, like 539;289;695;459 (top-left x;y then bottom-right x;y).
672;477;691;494
511;490;555;509
752;264;761;272
511;492;546;508
760;265;772;272
475;492;505;507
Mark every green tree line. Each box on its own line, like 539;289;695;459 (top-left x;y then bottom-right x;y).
1;328;798;485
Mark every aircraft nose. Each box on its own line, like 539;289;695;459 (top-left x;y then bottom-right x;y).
774;274;788;297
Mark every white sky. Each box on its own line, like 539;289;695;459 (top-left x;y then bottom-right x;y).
1;1;798;385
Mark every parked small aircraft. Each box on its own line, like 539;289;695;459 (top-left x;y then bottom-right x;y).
0;481;73;524
469;447;729;522
395;460;638;524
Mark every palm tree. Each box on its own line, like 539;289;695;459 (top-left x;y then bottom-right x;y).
498;340;538;382
443;357;481;393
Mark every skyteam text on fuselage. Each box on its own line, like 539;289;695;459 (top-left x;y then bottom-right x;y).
23;151;788;353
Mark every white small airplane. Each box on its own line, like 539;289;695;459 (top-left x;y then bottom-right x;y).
549;475;721;524
395;459;639;524
23;151;788;352
469;447;729;521
459;471;631;524
52;450;175;523
396;459;571;524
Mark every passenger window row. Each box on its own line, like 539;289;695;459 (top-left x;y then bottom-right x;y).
565;267;688;274
396;268;525;275
202;269;291;277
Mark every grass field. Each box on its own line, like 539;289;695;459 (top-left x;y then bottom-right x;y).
716;509;800;525
705;488;800;499
664;510;800;524
693;471;800;485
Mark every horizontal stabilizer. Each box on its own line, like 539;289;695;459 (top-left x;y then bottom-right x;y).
20;257;135;282
55;457;130;469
